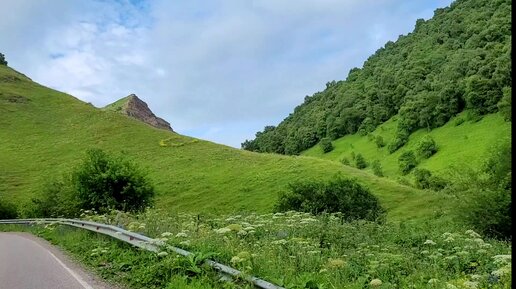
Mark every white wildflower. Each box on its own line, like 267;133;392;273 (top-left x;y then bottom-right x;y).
465;230;481;238
215;227;231;234
161;232;173;237
428;278;439;284
424;239;437;245
369;279;382;286
462;281;478;289
175;232;188;238
157;251;168;257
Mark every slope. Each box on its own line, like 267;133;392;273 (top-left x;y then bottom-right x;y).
0;65;442;220
303;112;511;179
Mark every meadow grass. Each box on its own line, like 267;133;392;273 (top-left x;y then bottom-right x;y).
0;65;442;221
2;209;511;289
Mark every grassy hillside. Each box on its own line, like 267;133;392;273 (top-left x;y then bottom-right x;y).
0;65;443;220
303;112;511;179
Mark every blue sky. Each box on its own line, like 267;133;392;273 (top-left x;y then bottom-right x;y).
0;0;453;148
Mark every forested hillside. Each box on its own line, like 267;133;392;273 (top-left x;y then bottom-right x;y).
243;0;511;155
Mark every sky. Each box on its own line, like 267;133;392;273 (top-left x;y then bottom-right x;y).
0;0;453;148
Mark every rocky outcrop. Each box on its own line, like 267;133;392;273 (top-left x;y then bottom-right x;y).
109;94;173;131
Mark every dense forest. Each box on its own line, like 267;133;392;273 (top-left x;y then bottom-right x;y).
242;0;511;155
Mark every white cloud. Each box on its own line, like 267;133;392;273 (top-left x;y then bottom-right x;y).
0;0;453;147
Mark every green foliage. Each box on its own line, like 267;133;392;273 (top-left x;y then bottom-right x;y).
498;87;511;121
0;53;6;66
73;149;155;213
319;137;333;153
413;168;432;189
275;177;386;222
374;135;385;148
415;135;438;159
450;139;511;239
387;131;409;154
398;151;417;175
245;0;511;155
30;177;79;218
0;199;17;219
10;209;511;289
371;160;383;177
340;157;350;166
354;153;367;169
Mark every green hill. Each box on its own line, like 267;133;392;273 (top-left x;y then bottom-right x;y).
243;0;511;159
303;112;511;180
0;64;441;220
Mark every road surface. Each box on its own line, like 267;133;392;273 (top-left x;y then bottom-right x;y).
0;232;118;289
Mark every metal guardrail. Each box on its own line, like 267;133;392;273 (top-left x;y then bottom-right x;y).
0;218;285;289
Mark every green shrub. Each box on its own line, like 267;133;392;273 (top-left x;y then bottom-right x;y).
451;139;511;239
0;53;7;66
388;131;408;154
340;157;350;166
398;150;417;175
497;87;511;121
453;117;465;126
275;177;385;222
374;135;385;148
413;168;432;189
73;149;155;213
319;137;334;153
371;160;383;177
354;153;367;169
416;135;437;159
0;199;18;219
30;177;79;218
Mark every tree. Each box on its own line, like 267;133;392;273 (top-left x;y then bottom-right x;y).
374;135;385;148
354;153;367;169
416;135;438;159
0;53;7;66
319;137;334;153
73;149;155;213
398;150;417;175
371;160;384;177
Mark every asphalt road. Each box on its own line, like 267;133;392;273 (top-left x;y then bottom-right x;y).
0;232;117;289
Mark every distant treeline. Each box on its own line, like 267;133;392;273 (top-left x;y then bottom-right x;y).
243;0;511;155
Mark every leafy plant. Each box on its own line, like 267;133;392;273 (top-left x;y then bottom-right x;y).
371;160;383;177
354;153;367;169
0;198;17;219
415;135;438;159
319;138;334;153
275;177;385;222
398;150;417;175
73;149;155;213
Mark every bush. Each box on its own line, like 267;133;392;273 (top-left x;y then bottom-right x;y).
275;177;385;222
453;117;465;126
320;137;334;153
340;157;350;166
30;177;79;218
388;131;408;153
73;149;155;213
413;168;432;189
0;199;18;219
374;135;385;148
416;135;437;159
354;153;367;169
398;150;417;175
497;87;511;121
371;160;383;177
451;139;511;239
0;53;7;66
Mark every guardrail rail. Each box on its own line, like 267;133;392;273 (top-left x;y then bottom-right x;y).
0;218;285;289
